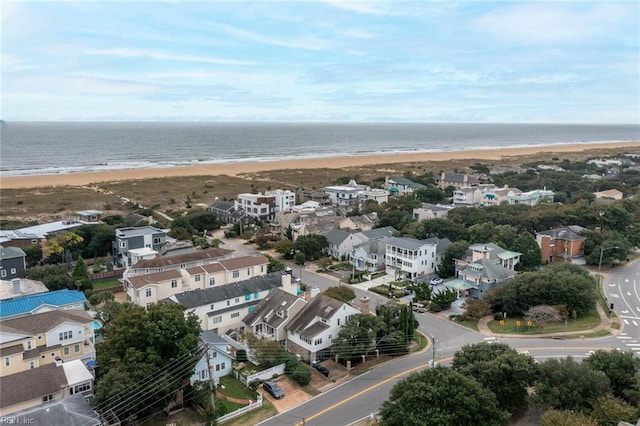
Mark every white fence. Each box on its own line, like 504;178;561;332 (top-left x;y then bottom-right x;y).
236;363;285;385
217;393;263;424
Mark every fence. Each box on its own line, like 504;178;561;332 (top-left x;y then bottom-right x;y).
90;269;124;281
217;393;263;424
235;363;285;385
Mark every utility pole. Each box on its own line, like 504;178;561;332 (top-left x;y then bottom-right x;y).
430;334;436;367
204;343;215;415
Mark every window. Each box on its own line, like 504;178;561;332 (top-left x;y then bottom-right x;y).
221;362;226;370
314;338;323;346
211;351;217;358
10;268;16;274
260;265;264;273
59;331;73;341
26;340;32;350
247;268;251;275
64;347;70;356
72;382;91;394
153;237;161;244
199;369;207;380
227;300;230;306
29;361;36;369
254;292;259;299
235;298;240;303
119;241;126;248
145;288;152;298
4;357;9;367
195;275;201;282
337;319;340;326
1;270;6;278
212;316;222;324
233;270;240;279
32;239;38;244
231;312;240;318
210;304;215;310
171;280;177;288
42;394;53;403
146;302;153;309
248;306;255;313
74;344;80;353
245;294;251;301
215;364;221;371
209;277;215;286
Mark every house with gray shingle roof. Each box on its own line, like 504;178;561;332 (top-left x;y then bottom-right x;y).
325;229;368;260
384;176;426;196
165;272;298;335
413;203;455;221
536;226;586;265
451;243;520;298
243;288;306;343
0;247;26;281
286;293;360;362
190;331;234;386
436;172;480;190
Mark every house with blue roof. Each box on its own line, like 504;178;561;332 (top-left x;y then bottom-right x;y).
0;289;87;321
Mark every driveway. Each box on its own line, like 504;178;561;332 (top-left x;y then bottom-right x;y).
262;376;311;413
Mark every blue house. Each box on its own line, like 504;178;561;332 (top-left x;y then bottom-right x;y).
191;331;234;386
0;247;26;281
0;289;87;321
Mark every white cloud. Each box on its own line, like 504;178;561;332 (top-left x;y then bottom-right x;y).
86;48;259;66
210;22;335;51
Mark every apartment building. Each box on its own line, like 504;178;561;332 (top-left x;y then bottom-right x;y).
385;237;450;280
113;226;168;268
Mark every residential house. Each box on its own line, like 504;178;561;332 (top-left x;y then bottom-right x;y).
338;213;379;232
450;243;520;299
113;226;168;268
190;331;234;386
268;189;297;213
325;229;367;260
0;278;49;302
360;188;390;204
452;186;484;206
537;164;565;172
234;192;277;222
384;176;426;196
0;360;94;416
385;237;451;280
435;172;480;190
208;199;249;225
124;255;269;307
126;247;234;276
481;186;522;207
349;226;398;273
536;226;586;265
166;273;298;335
322;181;366;212
298;190;331;206
3;394;101;426
507;189;554;206
594;189;623;201
75;210;103;223
412;203;454;221
0;229;43;249
286;293;360;362
0;247;26;281
0;289;86;321
243;288;307;344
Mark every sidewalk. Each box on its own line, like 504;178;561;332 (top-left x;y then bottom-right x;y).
476;302;622;339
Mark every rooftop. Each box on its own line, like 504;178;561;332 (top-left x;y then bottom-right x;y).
0;289;85;319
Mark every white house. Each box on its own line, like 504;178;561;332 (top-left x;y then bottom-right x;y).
190;331;234;386
242;288;307;344
322;185;363;212
412;203;455;221
166;273;298;335
325;229;367;260
286;294;360;362
385;237;451;280
452;187;484;206
507;189;554;206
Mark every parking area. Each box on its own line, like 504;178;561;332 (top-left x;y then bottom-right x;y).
261;376;311;412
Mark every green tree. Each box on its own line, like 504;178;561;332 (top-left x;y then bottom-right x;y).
72;256;92;291
379;367;510;426
430;288;458;312
452;342;538;414
589;394;636;426
186;211;220;233
332;313;386;362
294;252;306;266
460;298;492;320
169;216;196;240
409;282;433;304
512;231;542;270
23;264;74;290
421;218;469;242
584;349;640;402
94;303;201;421
246;333;284;367
435;240;469;278
414;187;446;204
76;223;116;258
42;231;84;263
375;302;418;354
539;409;597;426
323;286;356;303
293;234;328;260
533;357;611;412
23;244;43;268
273;239;293;257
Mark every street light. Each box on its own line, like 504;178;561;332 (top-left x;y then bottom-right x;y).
597;245;618;288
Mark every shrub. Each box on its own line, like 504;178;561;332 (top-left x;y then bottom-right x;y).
236;349;248;362
248;380;259;391
494;312;504;321
291;365;311;386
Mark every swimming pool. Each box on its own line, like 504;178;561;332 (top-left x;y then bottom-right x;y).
91;320;103;331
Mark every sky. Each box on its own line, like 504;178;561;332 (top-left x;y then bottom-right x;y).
1;1;639;123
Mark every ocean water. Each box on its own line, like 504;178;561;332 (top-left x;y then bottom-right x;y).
1;122;638;177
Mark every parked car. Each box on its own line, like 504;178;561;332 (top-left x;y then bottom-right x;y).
412;303;426;313
429;277;443;286
262;381;285;399
315;365;330;377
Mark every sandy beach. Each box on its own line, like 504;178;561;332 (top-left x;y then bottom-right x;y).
2;142;638;190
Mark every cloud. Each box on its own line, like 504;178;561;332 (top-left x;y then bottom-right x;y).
86;48;259;66
472;3;631;44
210;22;335;51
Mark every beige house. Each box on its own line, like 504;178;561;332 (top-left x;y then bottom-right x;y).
125;255;269;307
594;189;623;201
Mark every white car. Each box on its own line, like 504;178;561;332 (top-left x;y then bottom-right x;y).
429;277;444;286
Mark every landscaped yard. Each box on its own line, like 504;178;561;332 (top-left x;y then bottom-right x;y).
487;308;602;334
92;278;122;290
219;375;257;400
223;398;278;426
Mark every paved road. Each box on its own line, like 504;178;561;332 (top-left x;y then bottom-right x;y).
603;258;640;354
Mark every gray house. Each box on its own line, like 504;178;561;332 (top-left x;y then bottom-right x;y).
0;247;27;280
112;226;167;268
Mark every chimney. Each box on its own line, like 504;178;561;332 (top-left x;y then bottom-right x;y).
359;296;370;315
281;274;294;295
12;279;21;295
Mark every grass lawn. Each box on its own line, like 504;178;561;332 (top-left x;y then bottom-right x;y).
217;399;246;413
219;375;257;400
223;398;278;426
92;278;122;290
487;308;602;334
451;318;480;332
411;332;428;353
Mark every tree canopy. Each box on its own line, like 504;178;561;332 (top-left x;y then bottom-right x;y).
379;367;510;426
323;285;356;303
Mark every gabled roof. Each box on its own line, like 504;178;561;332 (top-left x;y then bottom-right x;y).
0;246;26;260
185;255;268;276
128;269;183;289
132;247;234;269
209;199;235;211
418;203;453;212
287;294;345;336
463;258;513;281
361;226;396;240
0;363;68;408
200;330;228;346
436;238;452;254
1;309;93;335
388;177;426;189
8;394;101;426
326;229;352;246
243;288;303;329
0;289;86;319
353;237;391;256
168;272;286;308
386;237;439;250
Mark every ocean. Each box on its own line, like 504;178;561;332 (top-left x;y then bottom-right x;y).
1;122;638;177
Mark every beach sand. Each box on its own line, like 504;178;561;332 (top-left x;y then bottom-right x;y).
1;142;638;189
